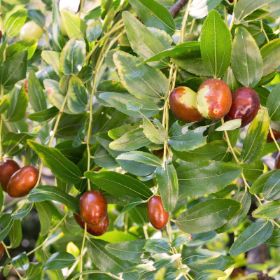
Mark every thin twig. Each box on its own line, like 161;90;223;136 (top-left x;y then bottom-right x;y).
169;0;188;18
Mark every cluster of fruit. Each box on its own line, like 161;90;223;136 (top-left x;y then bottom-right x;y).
170;78;260;126
75;191;169;236
0;159;38;198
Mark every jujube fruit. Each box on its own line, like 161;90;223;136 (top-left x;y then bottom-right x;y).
169;86;203;122
147;195;169;230
0;243;5;260
0;159;20;192
197;79;232;120
226;87;260;127
7;166;39;197
276;155;280;169
267;129;280;142
80;191;107;225
75;214;109;236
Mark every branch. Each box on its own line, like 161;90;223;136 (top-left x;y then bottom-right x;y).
169;0;188;18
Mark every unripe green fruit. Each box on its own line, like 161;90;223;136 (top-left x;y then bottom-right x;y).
197;79;232;120
20;21;44;42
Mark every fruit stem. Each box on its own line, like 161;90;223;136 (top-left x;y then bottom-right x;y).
269;126;280;152
79;224;88;280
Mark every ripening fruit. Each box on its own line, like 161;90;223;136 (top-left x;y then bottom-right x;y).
226;87;260;127
20;21;44;43
80;191;107;225
169;86;203;122
7;166;39;197
197;79;232;120
74;214;109;236
276;155;280;169
147;195;169;230
267;129;280;142
0;159;20;192
0;243;5;260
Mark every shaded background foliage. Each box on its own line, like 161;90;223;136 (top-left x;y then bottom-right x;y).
0;0;280;279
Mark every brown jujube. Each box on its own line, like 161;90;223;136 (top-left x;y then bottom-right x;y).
0;159;20;191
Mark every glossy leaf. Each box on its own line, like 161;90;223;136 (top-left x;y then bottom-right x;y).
200;10;232;78
263;170;280;200
231;27;263;87
229;220;274;256
0;214;13;241
261;38;280;76
266;84;280;122
85;171;152;200
41;51;60;74
44;252;75;270
28;107;58;122
176;199;240;233
142;118;166;144
35;202;52;236
253;201;280;219
8;220;22;248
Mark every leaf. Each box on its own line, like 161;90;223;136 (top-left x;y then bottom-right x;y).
86;20;102;42
229;220;274;256
12;203;33;220
113;51;168;104
266;228;280;247
142;118;166;144
60;39;86;75
41;51;60;74
176;199;240;234
241;108;269;163
88;239;131;273
122;12;170;60
216;119;241;131
28;140;82;185
0;51;27;90
8;220;22;248
263;170;280;200
105;240;145;263
231;27;263;87
253;201;280;219
177;162;241;198
28;107;58;122
35;202;52;236
67;76;88;114
234;0;280;22
144;238;171;254
200;10;232;78
28;185;79;213
169;122;207;152
60;10;85;39
44;252;75;270
261;39;280;76
109;127;150;152
28;70;47;112
6;86;28;122
156;163;178;212
267;84;280;122
128;0;175;35
116;151;161;177
85;171;152;200
4;6;27;38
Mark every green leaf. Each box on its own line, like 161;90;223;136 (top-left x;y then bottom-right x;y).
11;252;29;271
216;119;241;131
241;108;269;163
122;12;170;60
261;39;280;76
267;84;280;122
144;238;171;254
176;199;240;233
41;51;60;75
0;51;27;90
44;252;75;270
169;122;207;152
178;162;241;198
4;6;27;38
86;20;102;42
0;214;13;241
105;240;145;263
128;0;175;35
85;171;152;200
229;220;274;256
60;10;85;39
156;163;178;212
109;127;150;152
88;238;131;274
35;202;52;236
113;51;168;104
28;70;47;112
60;39;86;75
142;118;166;145
28;107;58;122
28;185;79;213
116;151;161;177
8;220;22;248
263;170;280;200
28;140;82;185
231;27;263;87
6;86;28;122
200;10;232;78
253;201;280;219
12;202;33;220
67;76;88;114
266;228;280;247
